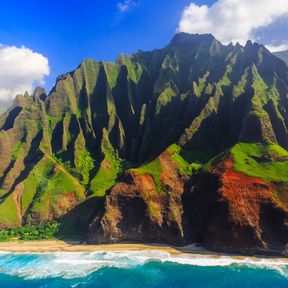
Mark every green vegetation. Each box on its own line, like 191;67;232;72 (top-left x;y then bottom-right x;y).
22;157;85;221
89;162;119;197
147;201;162;221
0;222;60;241
131;158;163;192
251;65;279;109
0;191;19;226
1;32;288;236
89;134;121;197
155;85;177;115
21;159;54;214
220;74;231;87
194;72;210;97
11;142;25;161
79;59;100;95
231;142;288;182
74;149;94;186
168;144;202;175
47;115;62;136
117;54;143;84
180;148;217;166
233;71;248;97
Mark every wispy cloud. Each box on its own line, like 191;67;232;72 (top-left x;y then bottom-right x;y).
178;0;288;51
117;0;137;13
265;43;288;52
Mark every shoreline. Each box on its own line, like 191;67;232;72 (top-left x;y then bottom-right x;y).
0;240;287;263
0;240;183;255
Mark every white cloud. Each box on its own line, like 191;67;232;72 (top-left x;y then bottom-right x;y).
265;43;288;52
178;0;288;50
0;45;49;101
117;0;136;12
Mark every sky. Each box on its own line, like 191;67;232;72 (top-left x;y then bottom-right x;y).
0;0;287;103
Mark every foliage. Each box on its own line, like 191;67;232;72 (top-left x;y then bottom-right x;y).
168;144;202;175
89;136;121;197
74;149;94;186
0;222;60;241
0;191;19;226
155;86;177;115
11;142;25;161
22;157;85;222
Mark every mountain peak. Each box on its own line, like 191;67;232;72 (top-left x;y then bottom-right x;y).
169;32;217;48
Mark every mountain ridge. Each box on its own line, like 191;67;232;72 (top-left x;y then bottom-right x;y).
274;50;288;66
0;33;287;255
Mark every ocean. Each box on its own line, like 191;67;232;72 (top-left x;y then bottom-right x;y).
0;251;287;288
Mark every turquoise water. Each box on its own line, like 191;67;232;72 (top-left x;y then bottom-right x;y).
0;251;287;287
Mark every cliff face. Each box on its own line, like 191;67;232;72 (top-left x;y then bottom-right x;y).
184;154;288;254
87;150;188;246
86;152;288;254
0;33;288;254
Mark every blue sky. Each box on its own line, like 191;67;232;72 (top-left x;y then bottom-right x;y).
0;0;287;101
0;0;214;90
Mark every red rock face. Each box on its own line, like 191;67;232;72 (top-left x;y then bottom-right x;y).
184;154;288;254
87;151;188;245
88;153;288;255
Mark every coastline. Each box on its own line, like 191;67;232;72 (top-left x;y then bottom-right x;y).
0;240;287;264
0;240;183;254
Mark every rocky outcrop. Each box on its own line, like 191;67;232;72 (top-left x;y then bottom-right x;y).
183;155;288;255
87;152;288;255
87;151;188;245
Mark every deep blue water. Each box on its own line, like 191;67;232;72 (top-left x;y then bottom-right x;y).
0;251;287;288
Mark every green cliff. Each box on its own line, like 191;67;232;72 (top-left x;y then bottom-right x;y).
0;33;287;254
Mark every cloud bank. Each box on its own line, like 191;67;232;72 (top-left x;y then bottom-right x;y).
178;0;288;51
0;45;49;102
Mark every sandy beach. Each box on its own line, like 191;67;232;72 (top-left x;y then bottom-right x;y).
0;240;287;264
0;240;183;254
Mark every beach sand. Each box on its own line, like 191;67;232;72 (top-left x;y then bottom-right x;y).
0;241;182;254
0;240;287;264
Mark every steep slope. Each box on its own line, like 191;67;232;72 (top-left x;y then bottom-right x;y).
274;50;288;66
183;150;288;254
0;33;288;254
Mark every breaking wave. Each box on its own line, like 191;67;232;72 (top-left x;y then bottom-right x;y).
0;250;287;280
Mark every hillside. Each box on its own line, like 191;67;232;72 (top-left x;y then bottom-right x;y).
274;50;288;65
0;33;287;255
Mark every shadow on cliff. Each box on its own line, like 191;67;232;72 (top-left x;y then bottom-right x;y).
0;131;44;203
56;196;105;241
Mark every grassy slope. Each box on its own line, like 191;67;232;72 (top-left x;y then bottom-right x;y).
0;190;19;227
89;138;121;197
231;142;288;183
131;158;163;192
23;157;85;221
131;144;206;193
168;144;203;175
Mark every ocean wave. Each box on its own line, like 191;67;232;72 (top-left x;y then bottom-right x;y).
0;250;287;280
168;255;288;278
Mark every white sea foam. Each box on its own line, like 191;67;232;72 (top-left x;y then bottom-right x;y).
0;250;287;279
